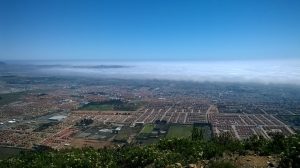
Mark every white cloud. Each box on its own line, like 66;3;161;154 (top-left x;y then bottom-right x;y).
38;59;300;85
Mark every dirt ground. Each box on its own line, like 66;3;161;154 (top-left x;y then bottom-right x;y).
234;155;279;168
70;138;114;149
193;155;279;168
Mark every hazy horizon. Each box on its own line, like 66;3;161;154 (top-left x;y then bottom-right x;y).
1;59;299;85
1;0;300;85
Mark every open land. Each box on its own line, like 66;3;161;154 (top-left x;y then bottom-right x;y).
166;125;193;138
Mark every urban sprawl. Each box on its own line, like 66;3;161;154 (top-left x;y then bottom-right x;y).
0;76;299;150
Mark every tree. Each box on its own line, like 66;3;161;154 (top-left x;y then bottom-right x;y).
191;127;204;141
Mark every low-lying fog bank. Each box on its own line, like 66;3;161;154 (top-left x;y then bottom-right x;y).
3;60;300;85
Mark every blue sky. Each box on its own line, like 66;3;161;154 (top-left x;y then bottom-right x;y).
0;0;300;61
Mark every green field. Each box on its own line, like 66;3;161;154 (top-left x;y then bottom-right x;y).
0;147;27;159
140;124;154;134
79;100;141;111
0;92;25;105
114;126;142;142
166;125;193;138
277;115;300;128
80;104;114;111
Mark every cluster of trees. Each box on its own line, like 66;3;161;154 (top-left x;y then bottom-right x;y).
113;101;139;111
76;118;93;126
81;99;139;111
0;128;299;168
113;103;138;111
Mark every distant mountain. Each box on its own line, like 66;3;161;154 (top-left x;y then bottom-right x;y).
0;61;6;65
35;64;130;69
71;65;130;69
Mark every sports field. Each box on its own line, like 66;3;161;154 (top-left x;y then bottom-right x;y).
140;124;154;134
166;125;193;138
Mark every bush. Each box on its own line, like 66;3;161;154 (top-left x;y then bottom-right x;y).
1;134;300;168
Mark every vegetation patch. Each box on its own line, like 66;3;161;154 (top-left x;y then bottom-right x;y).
79;103;114;111
193;124;213;140
277;115;300;128
140;124;154;134
34;122;59;132
79;99;140;111
166;124;193;138
114;126;142;143
0;133;299;168
0;147;27;160
0;92;25;105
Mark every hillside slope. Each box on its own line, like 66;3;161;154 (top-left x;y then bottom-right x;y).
0;133;299;168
